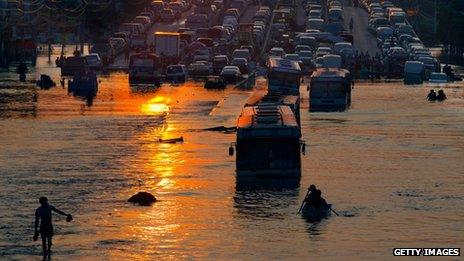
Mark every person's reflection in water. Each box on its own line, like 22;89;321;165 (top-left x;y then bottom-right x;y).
33;197;72;260
85;94;95;107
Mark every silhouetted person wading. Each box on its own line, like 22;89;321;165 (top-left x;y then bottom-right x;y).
34;197;72;260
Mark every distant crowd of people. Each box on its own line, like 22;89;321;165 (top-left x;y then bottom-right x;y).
346;51;386;79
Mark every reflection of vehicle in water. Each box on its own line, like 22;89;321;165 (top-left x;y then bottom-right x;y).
309;68;352;112
234;176;300;218
129;52;161;85
231;103;303;177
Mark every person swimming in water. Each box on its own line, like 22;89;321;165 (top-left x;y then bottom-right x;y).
427;89;437;101
436;89;447;101
34;197;72;260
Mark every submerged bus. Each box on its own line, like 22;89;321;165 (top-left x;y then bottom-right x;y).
230;103;304;177
268;58;301;96
309;68;352;112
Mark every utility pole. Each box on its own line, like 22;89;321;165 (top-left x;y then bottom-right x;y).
433;0;437;35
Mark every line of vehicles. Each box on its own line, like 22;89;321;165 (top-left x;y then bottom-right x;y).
361;0;456;84
130;1;276;85
229;0;355;178
230;58;304;177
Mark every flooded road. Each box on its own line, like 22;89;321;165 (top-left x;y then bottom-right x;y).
0;58;463;259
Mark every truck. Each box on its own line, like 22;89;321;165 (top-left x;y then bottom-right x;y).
154;32;180;58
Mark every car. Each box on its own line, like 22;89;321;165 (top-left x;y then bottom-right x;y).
85;53;102;70
269;47;285;58
232;49;251;62
428;72;448;83
161;9;176;22
166;64;188;82
204;76;226;89
334;42;353;54
220;66;242;82
316;47;332;58
129;35;147;50
140;11;155;23
109;37;127;54
90;42;115;65
133;16;151;31
417;56;439;72
112;32;130;44
186;14;208;29
169;2;183;18
295;45;312;53
151;1;166;14
297;50;313;65
328;8;343;22
119;23;143;37
212;55;229;74
188;62;211;77
231;58;249;74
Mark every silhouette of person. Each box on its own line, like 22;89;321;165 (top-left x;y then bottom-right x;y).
304;184;317;205
436;89;447;101
427;89;437;101
34;197;72;260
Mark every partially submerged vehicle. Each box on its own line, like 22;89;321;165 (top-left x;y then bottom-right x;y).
404;61;425;85
68;71;98;97
204;76;226;89
309;68;352;112
230;103;304;177
267;58;301;95
166;64;187;82
61;56;88;76
129;52;161;85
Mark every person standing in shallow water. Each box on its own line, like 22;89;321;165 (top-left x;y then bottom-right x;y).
34;197;72;260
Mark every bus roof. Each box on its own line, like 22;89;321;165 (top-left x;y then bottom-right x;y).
237;104;299;129
154;32;180;36
311;68;350;79
245;92;299;108
268;58;301;73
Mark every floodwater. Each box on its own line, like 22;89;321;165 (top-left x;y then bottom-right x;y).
1;55;463;260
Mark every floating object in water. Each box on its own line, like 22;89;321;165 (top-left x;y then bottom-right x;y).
159;137;184;143
204;126;236;132
128;192;157;206
36;74;56;89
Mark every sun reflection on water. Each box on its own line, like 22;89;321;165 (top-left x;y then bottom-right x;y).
140;96;170;115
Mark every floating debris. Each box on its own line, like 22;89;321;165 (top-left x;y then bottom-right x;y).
128;192;157;206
